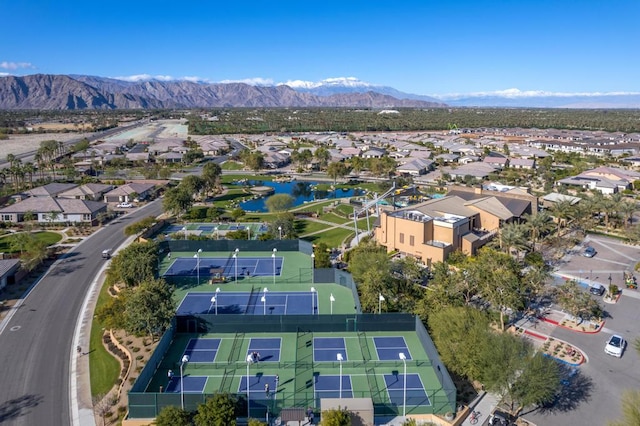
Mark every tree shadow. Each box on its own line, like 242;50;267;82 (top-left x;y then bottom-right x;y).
0;394;44;422
531;364;593;415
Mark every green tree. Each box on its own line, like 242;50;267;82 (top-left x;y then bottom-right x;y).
202;162;222;195
507;352;560;415
94;294;127;330
107;241;159;287
19;235;49;271
609;390;640;426
313;242;332;268
327;161;349;185
265;194;294;213
427;306;491;381
555;280;601;322
193;393;237;426
163;186;194;217
124;278;175;339
230;207;245;222
522;211;553;251
154;405;192;426
320;406;351;426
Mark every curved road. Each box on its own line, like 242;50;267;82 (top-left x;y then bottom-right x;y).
0;200;164;425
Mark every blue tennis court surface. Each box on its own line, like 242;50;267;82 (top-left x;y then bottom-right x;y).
315;374;353;400
164;256;284;278
176;291;316;315
198;225;215;232
384;374;430;407
314;337;347;362
165;376;208;393
183;338;220;362
247;338;281;362
239;375;279;400
373;336;412;361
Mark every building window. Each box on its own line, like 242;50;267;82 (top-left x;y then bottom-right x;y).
83;214;91;221
399;233;404;243
410;235;415;246
1;214;12;221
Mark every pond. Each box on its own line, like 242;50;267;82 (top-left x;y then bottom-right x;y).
237;180;365;212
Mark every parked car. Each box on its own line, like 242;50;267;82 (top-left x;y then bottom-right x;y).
605;334;626;357
583;247;597;257
117;202;133;208
589;284;605;296
489;410;513;426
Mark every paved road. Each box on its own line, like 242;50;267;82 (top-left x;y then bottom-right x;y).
0;200;164;425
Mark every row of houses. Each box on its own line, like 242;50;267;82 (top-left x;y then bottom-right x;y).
0;182;158;224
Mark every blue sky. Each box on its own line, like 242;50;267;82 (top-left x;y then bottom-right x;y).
2;0;639;98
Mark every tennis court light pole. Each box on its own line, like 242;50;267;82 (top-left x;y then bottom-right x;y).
214;226;218;240
182;226;187;240
399;352;407;417
246;359;250;418
278;226;282;240
210;296;216;315
234;248;239;284
194;248;202;285
180;354;190;410
261;288;268;315
272;248;277;285
330;293;335;315
310;287;316;314
337;353;344;398
378;293;385;314
311;252;315;285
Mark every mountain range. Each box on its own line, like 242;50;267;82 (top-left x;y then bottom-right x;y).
0;74;445;110
1;74;640;109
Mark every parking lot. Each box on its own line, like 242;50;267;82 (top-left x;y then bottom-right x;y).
523;235;640;426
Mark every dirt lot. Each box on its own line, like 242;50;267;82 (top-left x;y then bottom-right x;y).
0;132;95;158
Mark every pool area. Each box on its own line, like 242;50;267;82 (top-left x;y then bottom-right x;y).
238;180;365;212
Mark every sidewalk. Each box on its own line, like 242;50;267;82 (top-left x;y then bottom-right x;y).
460;391;500;426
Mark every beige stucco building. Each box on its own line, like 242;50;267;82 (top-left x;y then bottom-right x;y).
375;186;536;266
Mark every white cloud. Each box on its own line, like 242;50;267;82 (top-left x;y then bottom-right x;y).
0;72;10;77
431;88;640;100
218;77;274;86
0;61;35;70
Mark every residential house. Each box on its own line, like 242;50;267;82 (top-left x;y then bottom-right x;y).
483;156;509;169
25;183;78;198
0;197;107;224
396;159;434;176
509;158;536;170
58;183;114;201
0;259;21;292
361;148;386;159
103;183;156;203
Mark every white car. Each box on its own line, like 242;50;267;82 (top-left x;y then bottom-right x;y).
117;202;133;208
605;334;626;357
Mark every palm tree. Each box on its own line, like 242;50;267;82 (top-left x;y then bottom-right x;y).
609;390;640;426
498;222;528;260
549;199;575;234
523;211;553;251
618;199;636;229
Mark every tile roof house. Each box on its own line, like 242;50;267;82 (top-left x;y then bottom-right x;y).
508;158;536;169
0;197;107;224
0;259;21;291
25;183;78;198
103;183;156;203
57;183;114;201
483;156;509;169
396;159;434;176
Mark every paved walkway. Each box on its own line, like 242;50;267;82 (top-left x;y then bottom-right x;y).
460;391;500;426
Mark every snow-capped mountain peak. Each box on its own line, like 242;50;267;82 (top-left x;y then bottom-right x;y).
282;77;374;89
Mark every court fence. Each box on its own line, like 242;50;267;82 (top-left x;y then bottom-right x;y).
128;388;458;420
159;239;313;256
128;313;457;419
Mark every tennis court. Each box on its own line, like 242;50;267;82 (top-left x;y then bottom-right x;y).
313;337;347;362
176;290;317;316
314;374;353;401
384;373;430;406
164;256;284;278
246;338;282;362
182;338;221;362
165;376;208;393
373;336;412;361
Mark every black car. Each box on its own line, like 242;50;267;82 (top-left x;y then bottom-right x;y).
589;284;605;296
489;410;513;426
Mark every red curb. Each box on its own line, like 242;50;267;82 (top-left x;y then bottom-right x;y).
524;329;547;340
541;315;604;333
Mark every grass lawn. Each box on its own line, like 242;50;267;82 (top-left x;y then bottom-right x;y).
220;161;243;170
317;211;351;224
301;226;354;247
296;219;337;235
89;283;121;397
0;231;62;253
